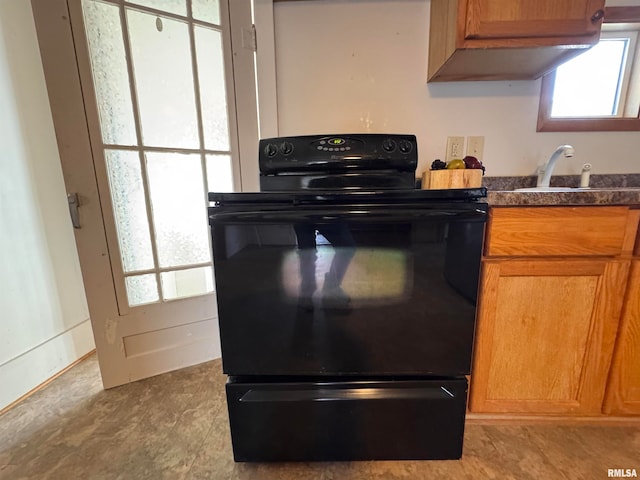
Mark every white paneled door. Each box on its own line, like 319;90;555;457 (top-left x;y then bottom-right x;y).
32;0;257;387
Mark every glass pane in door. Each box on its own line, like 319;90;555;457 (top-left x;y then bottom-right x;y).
192;0;221;25
125;274;160;306
127;9;199;149
161;266;214;300
206;154;233;192
104;149;154;272
195;26;229;151
82;0;136;145
128;0;187;16
145;152;210;268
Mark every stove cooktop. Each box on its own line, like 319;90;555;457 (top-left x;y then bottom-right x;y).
209;187;487;206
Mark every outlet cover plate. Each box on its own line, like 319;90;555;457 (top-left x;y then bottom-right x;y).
445;136;465;164
466;136;485;162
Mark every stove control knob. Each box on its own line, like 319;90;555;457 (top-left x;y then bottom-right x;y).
264;143;278;157
399;140;413;154
280;142;294;155
382;138;396;152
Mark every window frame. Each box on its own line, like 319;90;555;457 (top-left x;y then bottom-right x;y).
537;6;640;132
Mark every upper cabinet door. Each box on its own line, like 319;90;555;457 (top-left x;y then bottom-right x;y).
464;0;606;40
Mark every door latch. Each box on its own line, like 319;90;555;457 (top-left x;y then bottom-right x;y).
67;192;81;229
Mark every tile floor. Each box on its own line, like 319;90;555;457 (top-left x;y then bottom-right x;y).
1;354;638;479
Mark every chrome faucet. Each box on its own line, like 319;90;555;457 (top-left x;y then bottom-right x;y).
537;145;575;188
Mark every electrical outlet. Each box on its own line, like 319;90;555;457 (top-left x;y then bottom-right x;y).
445;136;465;164
466;136;485;162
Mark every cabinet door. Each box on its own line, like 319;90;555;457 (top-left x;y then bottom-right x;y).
464;0;605;40
470;259;629;414
604;261;640;415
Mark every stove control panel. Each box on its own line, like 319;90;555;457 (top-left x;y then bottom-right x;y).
259;134;417;174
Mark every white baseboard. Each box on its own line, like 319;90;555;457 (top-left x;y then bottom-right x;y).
0;319;95;411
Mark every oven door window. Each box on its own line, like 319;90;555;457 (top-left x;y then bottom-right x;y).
211;207;485;376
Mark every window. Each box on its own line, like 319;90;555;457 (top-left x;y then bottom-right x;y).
537;7;640;132
551;33;636;117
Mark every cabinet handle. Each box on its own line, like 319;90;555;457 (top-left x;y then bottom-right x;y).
591;9;605;23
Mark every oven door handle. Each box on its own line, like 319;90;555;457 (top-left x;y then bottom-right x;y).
210;208;486;224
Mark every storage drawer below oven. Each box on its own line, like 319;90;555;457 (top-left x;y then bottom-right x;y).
225;377;468;462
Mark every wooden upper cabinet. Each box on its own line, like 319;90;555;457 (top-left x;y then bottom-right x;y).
428;0;605;82
464;0;605;40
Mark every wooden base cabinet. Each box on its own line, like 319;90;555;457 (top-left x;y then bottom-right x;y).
604;261;640;415
470;206;640;416
470;259;629;415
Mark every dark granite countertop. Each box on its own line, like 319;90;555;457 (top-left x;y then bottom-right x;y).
484;174;640;206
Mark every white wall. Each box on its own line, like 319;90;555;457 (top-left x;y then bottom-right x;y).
0;0;94;410
272;0;640;177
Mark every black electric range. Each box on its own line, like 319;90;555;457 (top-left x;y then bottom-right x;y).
208;134;487;461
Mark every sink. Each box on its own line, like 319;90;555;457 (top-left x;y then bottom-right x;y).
514;187;588;192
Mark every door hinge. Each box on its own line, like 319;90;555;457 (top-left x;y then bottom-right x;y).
242;24;257;52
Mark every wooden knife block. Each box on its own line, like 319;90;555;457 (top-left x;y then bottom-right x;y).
422;169;482;190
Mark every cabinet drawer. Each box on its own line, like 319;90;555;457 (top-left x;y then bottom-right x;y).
226;378;467;461
486;206;629;257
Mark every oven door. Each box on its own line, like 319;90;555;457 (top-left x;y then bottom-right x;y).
210;203;486;376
